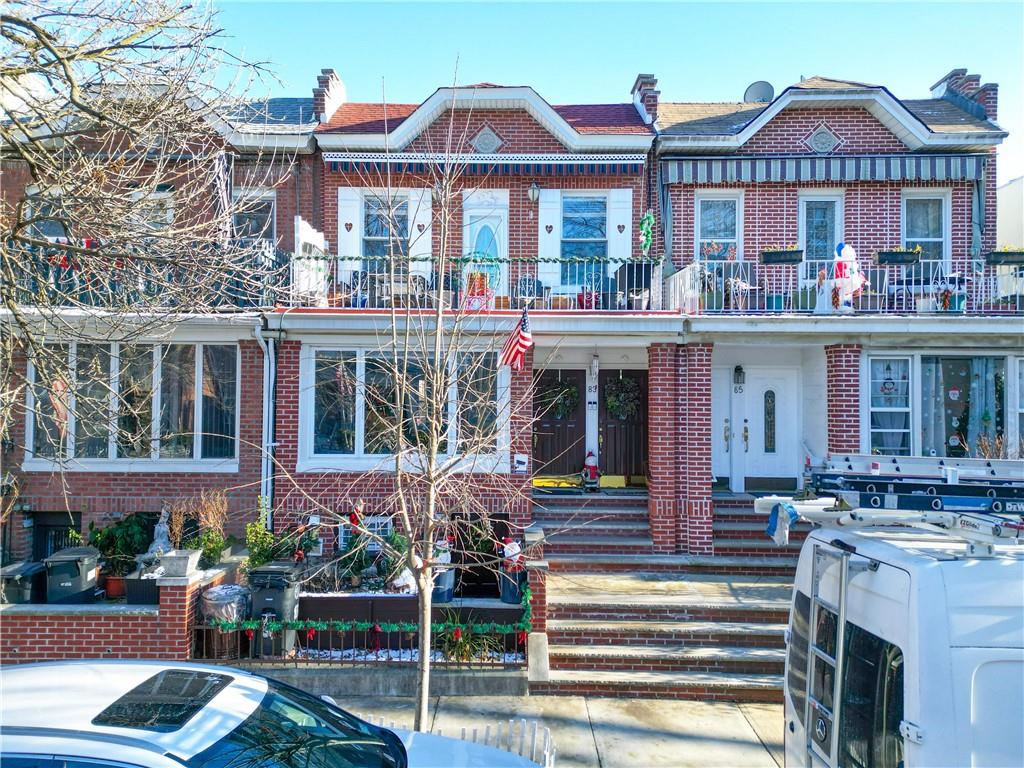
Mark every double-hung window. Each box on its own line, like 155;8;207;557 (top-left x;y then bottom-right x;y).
27;342;238;465
232;190;276;245
800;194;843;281
868;358;912;456
362;195;409;275
696;194;741;262
560;195;607;287
902;191;948;281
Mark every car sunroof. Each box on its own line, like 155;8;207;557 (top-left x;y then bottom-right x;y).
92;670;232;732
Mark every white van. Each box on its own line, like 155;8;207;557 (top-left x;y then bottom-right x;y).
762;501;1024;768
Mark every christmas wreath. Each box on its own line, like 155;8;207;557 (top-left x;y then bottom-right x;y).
538;378;580;420
604;376;642;420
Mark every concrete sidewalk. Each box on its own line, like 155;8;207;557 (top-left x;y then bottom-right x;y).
343;695;784;768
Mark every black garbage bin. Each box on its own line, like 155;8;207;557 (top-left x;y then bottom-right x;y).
1;561;46;604
249;561;303;657
44;546;100;604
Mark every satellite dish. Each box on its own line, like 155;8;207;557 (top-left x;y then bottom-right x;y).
743;81;775;103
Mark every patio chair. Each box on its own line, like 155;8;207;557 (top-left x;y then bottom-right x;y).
513;275;545;309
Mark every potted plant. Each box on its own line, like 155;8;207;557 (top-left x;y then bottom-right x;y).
876;245;922;265
88;513;151;598
985;246;1024;265
759;244;804;265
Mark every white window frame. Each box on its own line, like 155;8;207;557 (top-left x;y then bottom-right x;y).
337;515;393;553
297;344;510;473
1012;357;1024;460
23;341;240;472
798;190;844;282
865;356;913;457
694;190;744;262
232;187;277;244
901;189;952;268
860;349;1013;458
360;190;411;265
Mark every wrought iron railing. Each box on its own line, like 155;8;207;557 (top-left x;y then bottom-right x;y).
667;258;1023;315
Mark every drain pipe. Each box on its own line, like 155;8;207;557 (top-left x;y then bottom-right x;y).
254;316;277;531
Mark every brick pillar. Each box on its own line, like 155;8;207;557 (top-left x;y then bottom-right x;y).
682;343;713;554
527;565;547;634
825;344;863;456
509;346;534;530
647;343;679;553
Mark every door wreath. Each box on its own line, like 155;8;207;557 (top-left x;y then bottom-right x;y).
537;377;580;420
605;376;642;420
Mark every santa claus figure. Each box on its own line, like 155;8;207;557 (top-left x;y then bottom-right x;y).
831;242;867;313
581;451;601;491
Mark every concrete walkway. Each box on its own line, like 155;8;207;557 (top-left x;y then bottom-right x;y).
343;695;784;767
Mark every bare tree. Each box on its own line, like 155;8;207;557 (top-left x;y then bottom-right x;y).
0;1;291;532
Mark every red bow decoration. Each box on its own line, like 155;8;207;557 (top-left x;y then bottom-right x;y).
349;512;361;527
371;623;382;652
517;630;528;646
453;627;463;642
294;549;305;562
245;628;254;640
306;628;316;642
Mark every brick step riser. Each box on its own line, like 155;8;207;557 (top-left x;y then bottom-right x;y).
713;529;809;541
538;525;651;538
713;498;767;508
714;547;803;557
545;543;654;556
529;682;783;704
548;561;796;577
548;658;784;674
535;496;648;506
546;632;784;648
549;607;789;623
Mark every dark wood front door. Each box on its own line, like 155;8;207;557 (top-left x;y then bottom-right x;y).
599;369;648;479
533;369;586;476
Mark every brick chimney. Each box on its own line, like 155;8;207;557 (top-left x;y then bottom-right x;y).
632;73;660;125
312;68;346;123
930;68;998;122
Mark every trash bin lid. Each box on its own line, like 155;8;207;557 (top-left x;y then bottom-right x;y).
248;560;303;585
0;561;46;579
44;546;101;564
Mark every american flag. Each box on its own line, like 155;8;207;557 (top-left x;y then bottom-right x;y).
498;306;533;370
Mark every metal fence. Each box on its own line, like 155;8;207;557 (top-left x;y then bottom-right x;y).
667;258;1024;315
192;621;527;669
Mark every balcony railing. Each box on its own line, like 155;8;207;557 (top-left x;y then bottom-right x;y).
666;258;1024;316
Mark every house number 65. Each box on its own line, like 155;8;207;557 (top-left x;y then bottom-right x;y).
733;385;744;393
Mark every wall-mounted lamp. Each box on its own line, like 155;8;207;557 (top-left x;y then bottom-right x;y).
591;354;600;379
527;181;540;205
733;365;745;386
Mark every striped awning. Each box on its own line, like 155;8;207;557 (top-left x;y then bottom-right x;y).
328;160;643;176
660;154;987;185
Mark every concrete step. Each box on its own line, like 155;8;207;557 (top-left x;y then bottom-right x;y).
543;535;654;555
547;553;798;577
533;505;650;518
549;643;785;673
530;668;783;702
713;538;804;556
546;618;786;648
534;519;651;538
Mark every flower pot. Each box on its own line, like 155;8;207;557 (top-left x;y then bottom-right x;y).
105;575;126;599
986;250;1024;265
877;250;921;265
760;249;803;265
765;294;786;311
432;568;456;604
159;549;201;577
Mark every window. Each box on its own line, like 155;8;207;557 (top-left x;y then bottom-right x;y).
131;188;174;232
27;343;238;463
838;623;905;768
25;195;68;241
305;349;504;466
362;195;408;273
869;358;911;456
787;590;811;726
921;356;1005;458
561;195;607;286
800;196;842;280
1018;360;1024;458
903;193;947;263
233;193;275;243
696;195;740;261
92;670;232;731
337;515;392;553
763;390;776;453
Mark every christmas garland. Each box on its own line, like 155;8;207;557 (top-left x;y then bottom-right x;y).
604;376;642;420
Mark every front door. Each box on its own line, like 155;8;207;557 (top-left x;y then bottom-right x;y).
712;367;800;491
598;369;648;480
533;369;586;476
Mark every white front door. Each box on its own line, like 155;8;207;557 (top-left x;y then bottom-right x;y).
712;367;801;491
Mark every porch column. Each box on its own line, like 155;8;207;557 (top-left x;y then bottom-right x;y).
825;344;862;456
647;343;679;553
509;346;535;530
682;342;714;554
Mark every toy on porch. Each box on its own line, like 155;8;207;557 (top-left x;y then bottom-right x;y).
581;451;601;492
831;242;867;312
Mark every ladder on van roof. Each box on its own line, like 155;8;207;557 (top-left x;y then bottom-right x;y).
756;496;1024;558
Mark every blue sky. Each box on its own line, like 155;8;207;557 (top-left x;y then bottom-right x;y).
215;1;1023;184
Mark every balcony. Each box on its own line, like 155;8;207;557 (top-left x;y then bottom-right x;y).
665;258;1023;316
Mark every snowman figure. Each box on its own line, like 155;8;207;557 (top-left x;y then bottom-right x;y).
831;242;867;313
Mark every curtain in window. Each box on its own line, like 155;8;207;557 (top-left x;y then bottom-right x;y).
32;345;70;458
75;344;111;458
967;357;1000;454
922;357;1005;457
159;345;195;458
920;358;946;457
201;345;237;458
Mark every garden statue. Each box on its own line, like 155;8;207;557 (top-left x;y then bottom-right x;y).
146;505;172;557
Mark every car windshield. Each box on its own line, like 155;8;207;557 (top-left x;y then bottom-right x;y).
188;679;404;768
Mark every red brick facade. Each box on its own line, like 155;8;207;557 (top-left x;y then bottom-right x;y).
825;344;863;456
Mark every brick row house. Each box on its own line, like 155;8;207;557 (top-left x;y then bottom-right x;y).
3;66;1020;696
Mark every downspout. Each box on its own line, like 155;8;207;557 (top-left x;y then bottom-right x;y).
254;316;277;530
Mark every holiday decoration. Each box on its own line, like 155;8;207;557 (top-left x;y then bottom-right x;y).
638;209;655;256
604;375;642;420
502;537;524;573
581;451;601;492
831;242;867;313
538;377;579;420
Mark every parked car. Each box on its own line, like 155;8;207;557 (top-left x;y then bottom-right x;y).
0;660;539;768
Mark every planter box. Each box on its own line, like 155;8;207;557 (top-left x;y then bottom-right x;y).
125;574;160;605
877;250;921;265
986;250;1024;265
159;549;201;577
760;249;803;265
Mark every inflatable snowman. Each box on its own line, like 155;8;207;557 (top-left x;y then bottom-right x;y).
816;242;867;314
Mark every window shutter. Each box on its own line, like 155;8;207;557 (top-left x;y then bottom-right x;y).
408;188;433;280
537;189;561;288
337;187;362;281
607;188;633;276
